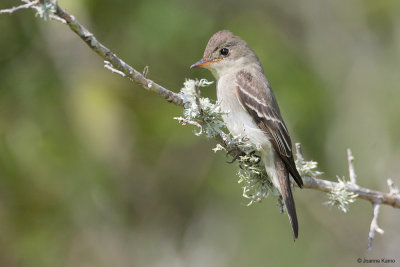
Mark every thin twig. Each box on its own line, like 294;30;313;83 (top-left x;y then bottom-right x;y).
104;61;126;77
0;0;38;14
295;143;304;163
368;201;384;251
173;117;203;135
142;66;149;78
347;148;357;184
47;13;65;23
2;0;65;22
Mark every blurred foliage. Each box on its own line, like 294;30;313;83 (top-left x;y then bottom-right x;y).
1;0;400;266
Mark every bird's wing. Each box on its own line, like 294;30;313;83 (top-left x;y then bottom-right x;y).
235;70;303;188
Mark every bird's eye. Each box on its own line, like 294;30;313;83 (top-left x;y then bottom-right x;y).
220;48;229;56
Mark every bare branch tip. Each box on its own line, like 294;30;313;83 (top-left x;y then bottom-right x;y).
0;0;39;14
143;66;149;78
347;148;357;184
295;143;303;158
367;201;384;251
387;178;399;196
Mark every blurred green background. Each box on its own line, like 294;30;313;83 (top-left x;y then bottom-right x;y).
1;0;400;266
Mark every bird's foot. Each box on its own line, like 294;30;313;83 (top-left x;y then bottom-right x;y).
226;147;245;164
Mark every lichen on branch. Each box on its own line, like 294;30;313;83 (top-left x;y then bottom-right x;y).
325;177;358;213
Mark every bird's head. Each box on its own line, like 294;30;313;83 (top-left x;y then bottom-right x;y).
190;30;260;78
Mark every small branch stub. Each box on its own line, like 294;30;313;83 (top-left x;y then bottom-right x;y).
387;178;399;196
104;61;126;77
347;148;357;184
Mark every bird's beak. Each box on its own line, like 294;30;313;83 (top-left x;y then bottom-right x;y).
190;58;222;69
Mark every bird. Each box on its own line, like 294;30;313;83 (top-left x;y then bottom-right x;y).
190;30;303;239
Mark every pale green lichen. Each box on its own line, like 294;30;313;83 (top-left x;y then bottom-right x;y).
35;1;56;21
237;153;278;205
176;79;226;138
296;158;323;177
325;176;358;213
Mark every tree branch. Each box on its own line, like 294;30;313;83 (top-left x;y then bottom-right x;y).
301;173;400;208
295;145;400;208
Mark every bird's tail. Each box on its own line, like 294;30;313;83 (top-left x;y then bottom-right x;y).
275;157;299;240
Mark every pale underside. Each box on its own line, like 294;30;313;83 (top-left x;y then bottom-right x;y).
216;69;282;193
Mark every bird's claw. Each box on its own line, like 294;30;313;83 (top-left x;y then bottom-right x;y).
227;153;241;164
226;147;244;164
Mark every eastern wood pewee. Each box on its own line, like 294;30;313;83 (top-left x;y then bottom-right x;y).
191;30;303;239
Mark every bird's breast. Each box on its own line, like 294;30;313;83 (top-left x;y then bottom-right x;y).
216;73;271;150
